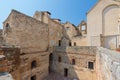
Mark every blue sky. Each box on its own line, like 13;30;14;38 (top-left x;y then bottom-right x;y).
0;0;98;28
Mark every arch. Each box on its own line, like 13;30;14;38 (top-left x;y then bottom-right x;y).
102;4;119;35
102;4;119;14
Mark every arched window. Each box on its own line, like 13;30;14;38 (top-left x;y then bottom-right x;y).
31;60;37;69
72;59;75;65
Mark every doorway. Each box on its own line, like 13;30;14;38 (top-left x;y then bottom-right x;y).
64;68;68;77
49;53;53;73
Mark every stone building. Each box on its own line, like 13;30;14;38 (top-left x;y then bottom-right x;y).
0;0;120;80
2;9;63;80
87;0;120;49
0;46;20;80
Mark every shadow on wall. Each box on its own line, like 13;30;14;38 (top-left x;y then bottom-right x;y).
47;45;97;80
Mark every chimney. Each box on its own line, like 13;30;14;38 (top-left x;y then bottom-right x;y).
52;19;61;23
33;11;51;24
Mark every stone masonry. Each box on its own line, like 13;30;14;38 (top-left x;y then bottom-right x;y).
0;0;120;80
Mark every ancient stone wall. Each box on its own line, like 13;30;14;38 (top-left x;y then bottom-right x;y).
20;52;49;80
51;46;120;80
0;55;8;72
48;19;63;52
51;46;97;80
3;10;49;53
3;10;50;80
71;36;88;46
97;47;120;80
33;11;63;52
63;22;78;38
87;0;120;47
0;46;20;80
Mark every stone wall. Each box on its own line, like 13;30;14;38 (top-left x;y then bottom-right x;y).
3;10;50;80
48;19;63;52
51;46;120;80
3;10;49;53
0;46;20;80
33;11;63;52
20;52;49;80
71;36;88;46
97;47;120;80
87;0;120;47
51;46;97;80
63;22;78;38
0;55;8;72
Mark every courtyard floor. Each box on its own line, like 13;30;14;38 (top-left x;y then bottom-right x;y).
44;72;73;80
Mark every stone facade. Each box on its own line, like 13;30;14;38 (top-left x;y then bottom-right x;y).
50;46;120;80
0;0;120;80
96;47;120;80
0;46;20;80
87;0;120;49
51;47;96;80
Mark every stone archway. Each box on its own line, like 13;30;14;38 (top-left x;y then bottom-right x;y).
102;4;119;35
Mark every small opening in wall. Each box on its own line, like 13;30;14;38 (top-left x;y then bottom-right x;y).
81;25;86;30
31;75;36;80
74;42;76;46
31;60;37;69
65;27;70;30
64;68;68;77
72;59;75;65
69;42;72;46
6;23;10;29
58;40;61;46
58;56;61;62
88;62;94;70
49;53;53;61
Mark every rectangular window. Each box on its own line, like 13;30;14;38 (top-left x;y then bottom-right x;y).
88;62;94;69
81;25;86;30
64;68;68;77
72;59;75;65
59;40;61;46
58;56;61;62
69;42;72;46
74;42;76;46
